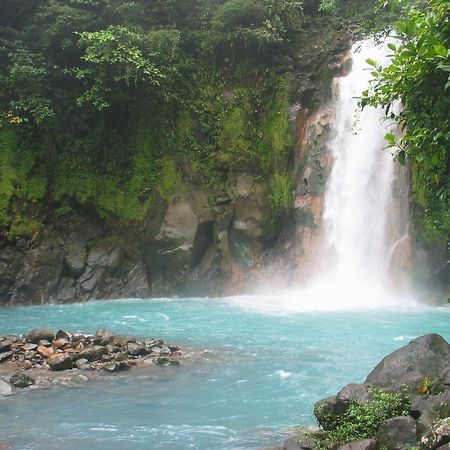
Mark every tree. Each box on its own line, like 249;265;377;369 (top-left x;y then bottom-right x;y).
362;0;450;242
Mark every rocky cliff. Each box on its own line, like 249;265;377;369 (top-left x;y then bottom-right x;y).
0;18;355;305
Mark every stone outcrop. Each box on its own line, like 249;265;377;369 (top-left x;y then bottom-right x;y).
284;334;450;450
365;334;450;391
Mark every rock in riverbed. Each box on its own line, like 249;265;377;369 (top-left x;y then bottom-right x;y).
0;327;184;393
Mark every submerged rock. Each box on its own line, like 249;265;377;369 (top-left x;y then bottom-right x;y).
9;373;35;388
0;379;12;396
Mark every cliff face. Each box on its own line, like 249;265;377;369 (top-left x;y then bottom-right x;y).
0;18;355;305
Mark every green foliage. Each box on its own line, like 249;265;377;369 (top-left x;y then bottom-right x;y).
75;26;180;110
362;0;450;244
315;388;411;449
270;173;293;210
0;0;300;237
212;0;304;55
157;158;183;200
0;129;47;237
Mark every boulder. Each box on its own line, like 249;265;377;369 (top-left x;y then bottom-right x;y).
76;346;107;362
365;334;450;391
126;343;147;357
376;416;418;449
420;418;450;450
337;439;377;450
47;353;73;371
0;379;12;396
26;328;54;344
314;384;372;430
9;373;35;388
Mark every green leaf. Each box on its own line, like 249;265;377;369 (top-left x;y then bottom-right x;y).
387;43;396;51
366;58;377;67
397;150;405;165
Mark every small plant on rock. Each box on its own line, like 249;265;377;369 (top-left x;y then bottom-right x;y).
314;387;411;449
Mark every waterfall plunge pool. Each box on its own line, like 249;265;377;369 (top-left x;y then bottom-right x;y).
1;297;449;449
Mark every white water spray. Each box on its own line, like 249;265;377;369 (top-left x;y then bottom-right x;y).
322;41;394;283
227;39;419;313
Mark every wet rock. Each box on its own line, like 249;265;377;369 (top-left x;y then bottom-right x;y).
95;329;115;342
103;362;119;372
155;357;180;366
365;334;450;391
22;343;38;351
26;328;54;344
0;340;13;353
55;330;73;340
37;345;54;358
0;352;13;363
47;353;73;371
106;345;120;354
67;373;89;385
420;418;450;450
111;335;136;347
115;352;128;362
76;346;107;362
127;343;147;356
9;373;35;388
160;346;171;355
38;340;52;347
75;358;89;369
143;338;157;347
0;379;12;396
23;360;33;370
64;242;86;278
337;439;377;450
376;416;418;449
52;338;69;349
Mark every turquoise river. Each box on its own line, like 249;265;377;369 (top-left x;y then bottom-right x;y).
1;297;449;449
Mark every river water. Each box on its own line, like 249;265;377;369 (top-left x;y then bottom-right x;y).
1;39;449;450
1;298;450;449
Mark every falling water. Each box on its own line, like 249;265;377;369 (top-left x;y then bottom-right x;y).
322;40;396;284
233;39;418;312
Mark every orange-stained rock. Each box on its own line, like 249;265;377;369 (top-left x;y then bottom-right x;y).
37;345;54;358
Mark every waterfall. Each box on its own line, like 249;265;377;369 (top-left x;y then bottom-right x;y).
322;40;396;285
233;39;419;313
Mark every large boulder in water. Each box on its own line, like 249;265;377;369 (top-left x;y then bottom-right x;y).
365;334;450;391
